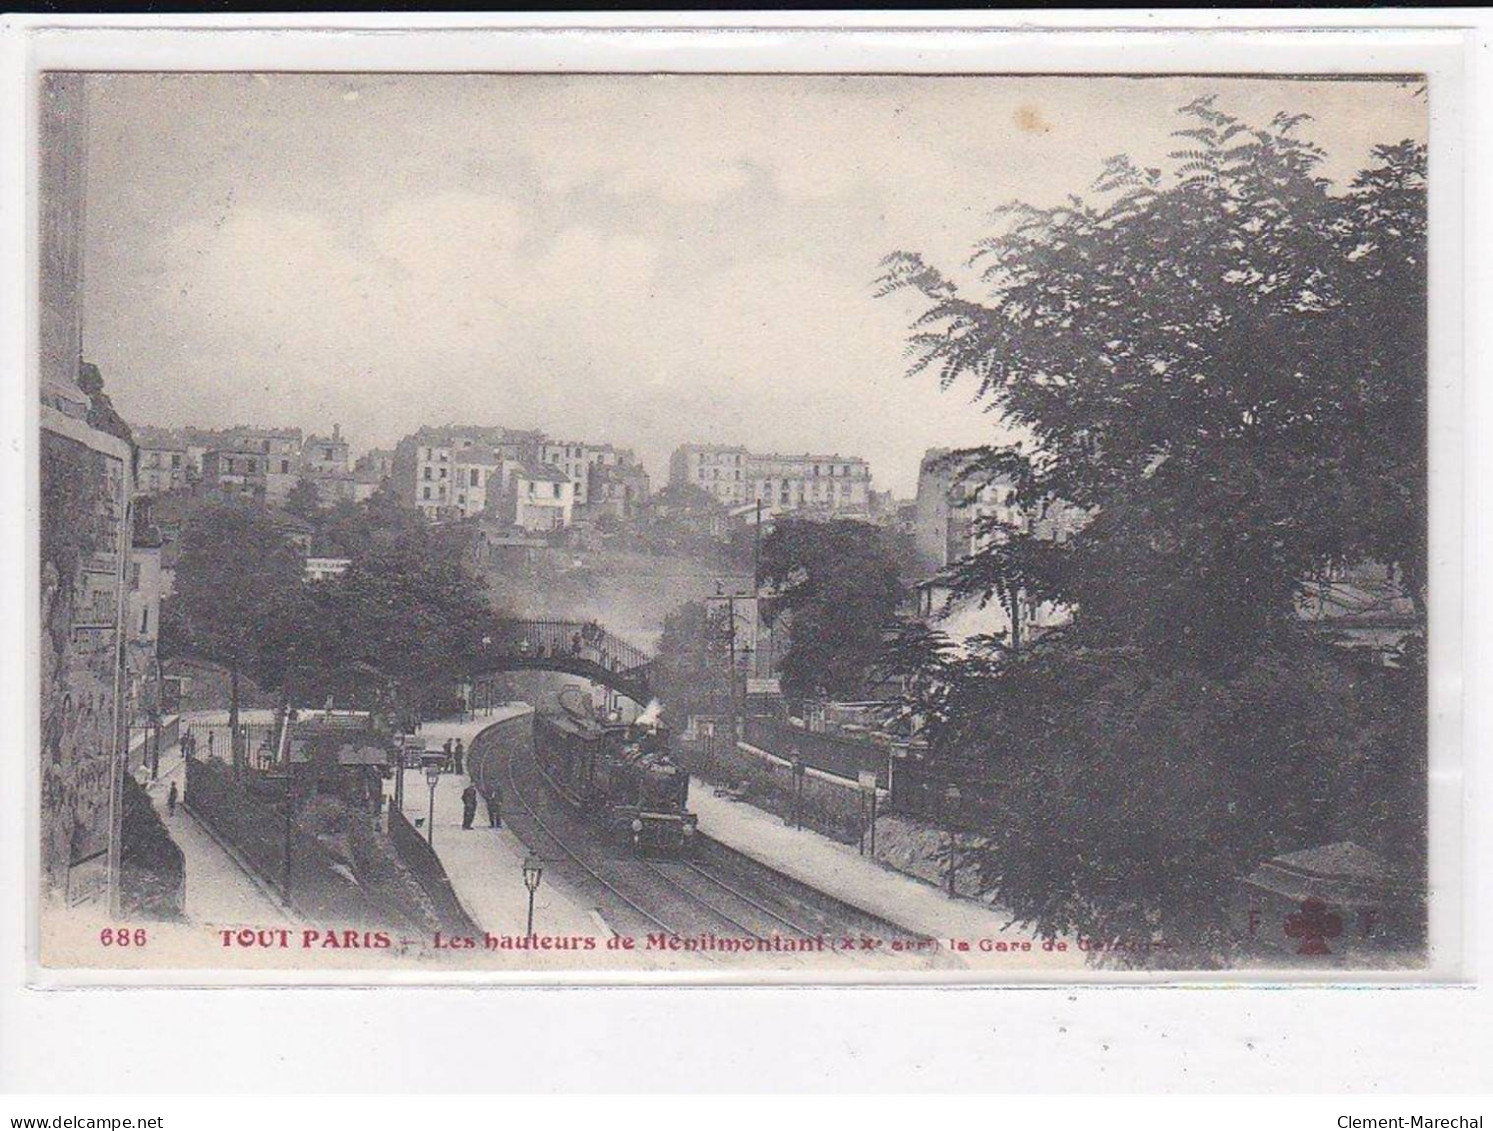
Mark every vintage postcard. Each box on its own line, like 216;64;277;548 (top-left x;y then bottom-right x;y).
31;66;1445;983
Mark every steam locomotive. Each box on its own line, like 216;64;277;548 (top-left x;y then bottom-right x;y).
534;700;698;855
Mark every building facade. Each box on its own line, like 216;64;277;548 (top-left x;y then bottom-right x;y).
135;437;189;495
305;556;352;582
125;513;164;767
507;464;575;531
201;445;268;500
669;443;871;516
453;444;503;519
589;461;652;522
669;444;749;506
746;451;871;515
539;440;637;510
38;74;135;911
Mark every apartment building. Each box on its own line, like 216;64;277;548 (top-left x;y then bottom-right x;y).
134;427;190;495
669;443;871;515
394;425;545;520
507;463;576;531
453;444;504;519
746;452;871;515
668;444;750;506
539;440;637;509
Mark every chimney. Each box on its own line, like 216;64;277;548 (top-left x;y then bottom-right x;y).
333;423;341;443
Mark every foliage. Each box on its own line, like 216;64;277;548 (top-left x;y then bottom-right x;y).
929;638;1426;966
166;489;504;727
292;540;504;724
168;500;307;757
879;99;1428;962
880;100;1427;663
119;774;184;920
283;476;323;520
652;600;735;727
758;518;904;701
77;360;134;448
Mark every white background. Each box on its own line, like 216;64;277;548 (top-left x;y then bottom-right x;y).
0;11;1488;1095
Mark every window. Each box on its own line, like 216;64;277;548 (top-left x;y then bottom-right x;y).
439;467;447;479
130;563;141;590
470;469;480;487
323;447;334;461
552;483;561;498
423;486;431;500
141;607;149;634
280;459;290;474
171;453;182;469
423;467;432;480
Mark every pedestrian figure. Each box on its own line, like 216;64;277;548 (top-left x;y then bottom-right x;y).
206;730;215;758
461;783;478;830
442;737;453;772
485;784;503;829
572;632;583;656
167;781;178;817
453;738;465;775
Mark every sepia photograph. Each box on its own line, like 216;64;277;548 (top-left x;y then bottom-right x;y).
33;66;1435;981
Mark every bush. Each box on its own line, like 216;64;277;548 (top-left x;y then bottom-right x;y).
120;774;185;920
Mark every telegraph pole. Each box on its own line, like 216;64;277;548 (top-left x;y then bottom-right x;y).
753;499;763;590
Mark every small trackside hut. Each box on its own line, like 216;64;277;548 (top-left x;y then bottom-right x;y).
535;706;698;855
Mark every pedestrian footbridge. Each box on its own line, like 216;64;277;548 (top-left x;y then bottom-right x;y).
470;618;654;705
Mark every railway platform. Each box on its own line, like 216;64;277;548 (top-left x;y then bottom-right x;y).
691;780;1083;966
388;711;599;943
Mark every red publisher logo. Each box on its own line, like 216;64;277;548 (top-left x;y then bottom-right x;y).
1283;898;1344;955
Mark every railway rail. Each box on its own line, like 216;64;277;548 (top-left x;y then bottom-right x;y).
501;731;929;963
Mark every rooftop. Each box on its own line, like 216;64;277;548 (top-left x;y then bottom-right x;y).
516;462;571;484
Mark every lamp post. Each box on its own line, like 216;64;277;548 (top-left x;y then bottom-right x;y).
522;853;544;938
791;752;806;830
281;761;295;899
424;765;441;847
944;785;962;898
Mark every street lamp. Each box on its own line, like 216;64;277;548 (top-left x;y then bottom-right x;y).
944;785;962;898
522;853;544;937
424;764;441;847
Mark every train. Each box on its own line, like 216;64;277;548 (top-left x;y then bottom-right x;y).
533;701;699;855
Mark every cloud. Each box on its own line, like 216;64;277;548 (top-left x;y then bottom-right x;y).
85;74;1427;494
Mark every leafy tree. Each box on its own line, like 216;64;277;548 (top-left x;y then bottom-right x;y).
652;600;735;727
879;99;1428;963
288;541;504;727
169;501;307;768
282;476;323;520
758;518;904;701
881;100;1426;664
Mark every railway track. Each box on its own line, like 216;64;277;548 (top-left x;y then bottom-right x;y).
502;735;928;964
505;736;801;953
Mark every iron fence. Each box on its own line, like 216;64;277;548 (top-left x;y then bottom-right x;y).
508;618;650;674
180;721;277;768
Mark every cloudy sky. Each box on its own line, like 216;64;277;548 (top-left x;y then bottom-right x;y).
79;73;1425;495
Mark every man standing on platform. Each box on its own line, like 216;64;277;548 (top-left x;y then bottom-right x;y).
485;783;502;829
461;782;478;830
